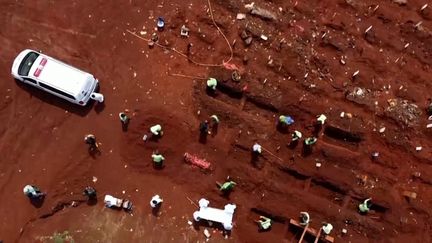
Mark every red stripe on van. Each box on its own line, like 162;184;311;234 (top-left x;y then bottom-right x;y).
33;58;47;77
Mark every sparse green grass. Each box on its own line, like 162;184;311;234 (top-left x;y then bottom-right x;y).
37;230;74;243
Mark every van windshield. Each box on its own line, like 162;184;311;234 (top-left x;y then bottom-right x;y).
18;52;40;76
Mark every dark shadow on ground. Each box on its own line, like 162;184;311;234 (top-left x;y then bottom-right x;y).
29;196;45;208
199;133;207;144
153;162;165;170
152;204;162;217
211;124;218;137
86;197;98;206
250;151;264;169
94;102;105;114
122;122;129;132
288;140;299;149
302;144;313;157
88;147;101;159
15;79;93;117
148;134;162;142
206;87;217;97
313;123;323;137
276;123;289;134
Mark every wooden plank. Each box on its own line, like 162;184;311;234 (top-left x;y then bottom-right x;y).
289;219;335;243
314;228;322;243
298;223;309;243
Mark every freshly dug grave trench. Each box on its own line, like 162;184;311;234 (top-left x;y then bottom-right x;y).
324;125;363;143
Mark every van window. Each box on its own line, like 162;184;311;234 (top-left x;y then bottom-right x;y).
39;82;75;100
18;52;40;76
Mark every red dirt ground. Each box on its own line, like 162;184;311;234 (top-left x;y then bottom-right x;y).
1;0;432;242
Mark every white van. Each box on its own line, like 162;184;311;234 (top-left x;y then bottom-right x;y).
11;49;103;106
